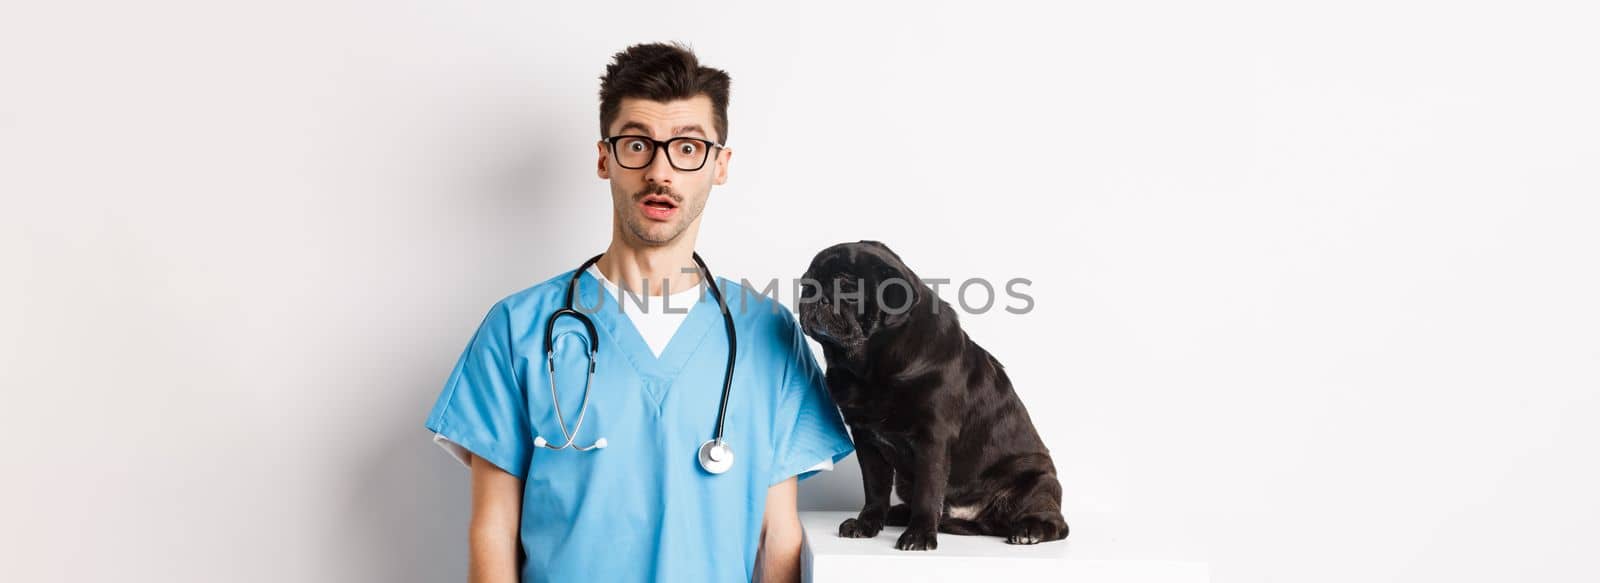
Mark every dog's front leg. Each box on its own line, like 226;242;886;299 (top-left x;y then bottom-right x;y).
839;430;894;538
895;435;951;551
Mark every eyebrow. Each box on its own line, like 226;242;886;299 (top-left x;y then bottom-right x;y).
615;121;709;139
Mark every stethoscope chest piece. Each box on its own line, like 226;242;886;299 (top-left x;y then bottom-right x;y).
698;439;734;474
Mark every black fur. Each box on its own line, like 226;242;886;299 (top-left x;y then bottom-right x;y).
799;241;1068;550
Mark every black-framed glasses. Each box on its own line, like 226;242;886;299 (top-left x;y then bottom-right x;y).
604;135;725;171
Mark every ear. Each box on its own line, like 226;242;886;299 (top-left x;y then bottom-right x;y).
712;146;733;185
597;140;611;180
877;268;918;329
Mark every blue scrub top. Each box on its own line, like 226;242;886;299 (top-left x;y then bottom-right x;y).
425;266;856;582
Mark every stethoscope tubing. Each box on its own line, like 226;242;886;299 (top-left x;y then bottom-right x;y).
539;252;738;472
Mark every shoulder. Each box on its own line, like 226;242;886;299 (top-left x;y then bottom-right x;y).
715;275;804;340
714;277;820;384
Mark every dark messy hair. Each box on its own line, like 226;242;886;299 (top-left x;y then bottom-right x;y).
598;42;731;144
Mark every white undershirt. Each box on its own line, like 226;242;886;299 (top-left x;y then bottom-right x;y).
429;267;836;475
587;264;701;358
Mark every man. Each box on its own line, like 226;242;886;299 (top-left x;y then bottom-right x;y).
424;42;855;583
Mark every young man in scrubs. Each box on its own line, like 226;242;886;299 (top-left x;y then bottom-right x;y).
423;42;856;582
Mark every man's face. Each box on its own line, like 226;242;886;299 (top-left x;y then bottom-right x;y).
597;95;732;246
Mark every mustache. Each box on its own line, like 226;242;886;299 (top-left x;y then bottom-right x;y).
634;183;681;203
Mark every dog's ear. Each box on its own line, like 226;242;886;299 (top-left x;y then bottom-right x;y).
876;265;918;329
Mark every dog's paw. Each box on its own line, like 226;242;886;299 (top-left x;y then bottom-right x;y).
838;517;882;538
1005;517;1065;545
894;527;938;551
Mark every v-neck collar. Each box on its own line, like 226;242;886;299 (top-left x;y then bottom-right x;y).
570;268;722;405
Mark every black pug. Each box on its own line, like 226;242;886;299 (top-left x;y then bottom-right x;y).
798;241;1068;551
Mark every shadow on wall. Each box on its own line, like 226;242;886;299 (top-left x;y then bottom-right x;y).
799;454;867;512
344;127;575;582
350;424;471;582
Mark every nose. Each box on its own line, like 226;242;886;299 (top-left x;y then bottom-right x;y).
644;144;676;185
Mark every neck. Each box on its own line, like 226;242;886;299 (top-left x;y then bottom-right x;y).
596;234;704;298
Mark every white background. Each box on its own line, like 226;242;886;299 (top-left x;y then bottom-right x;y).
3;1;1597;582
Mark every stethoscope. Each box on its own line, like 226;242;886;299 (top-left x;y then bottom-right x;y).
534;252;740;474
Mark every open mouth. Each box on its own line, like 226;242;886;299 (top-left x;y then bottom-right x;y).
639;195;679;220
642;195;677;209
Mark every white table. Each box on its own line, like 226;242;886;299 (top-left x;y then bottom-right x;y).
800;511;1210;583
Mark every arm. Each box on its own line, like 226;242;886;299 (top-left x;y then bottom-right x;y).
756;476;804;583
468;453;524;583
